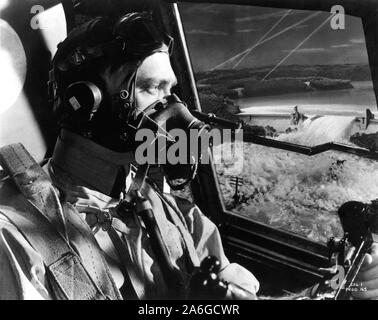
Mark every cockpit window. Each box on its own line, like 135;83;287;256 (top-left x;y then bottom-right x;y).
178;2;378;244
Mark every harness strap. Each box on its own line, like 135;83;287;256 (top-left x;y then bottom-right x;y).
0;143;122;300
0;144;67;240
107;226;145;299
147;179;200;270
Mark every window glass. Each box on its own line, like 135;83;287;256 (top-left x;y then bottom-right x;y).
179;2;378;243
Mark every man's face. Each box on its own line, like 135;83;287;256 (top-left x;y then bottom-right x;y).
134;51;177;115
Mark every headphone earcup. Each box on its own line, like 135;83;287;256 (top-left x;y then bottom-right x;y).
63;81;103;122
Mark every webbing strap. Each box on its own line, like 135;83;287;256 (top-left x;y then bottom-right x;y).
147;179;200;270
0;143;121;300
0;206;106;300
107;226;145;299
0;144;67;240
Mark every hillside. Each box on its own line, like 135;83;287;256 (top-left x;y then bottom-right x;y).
196;64;371;99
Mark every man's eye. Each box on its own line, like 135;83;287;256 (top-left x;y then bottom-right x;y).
144;86;159;94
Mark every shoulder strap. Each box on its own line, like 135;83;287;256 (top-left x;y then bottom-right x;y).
0;143;122;300
146;178;200;270
0;144;67;239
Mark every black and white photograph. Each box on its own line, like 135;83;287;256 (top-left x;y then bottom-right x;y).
0;0;377;306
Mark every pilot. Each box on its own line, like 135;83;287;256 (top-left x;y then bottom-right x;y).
0;12;258;300
0;12;377;300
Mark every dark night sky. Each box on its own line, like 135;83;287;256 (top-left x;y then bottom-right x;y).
178;3;369;72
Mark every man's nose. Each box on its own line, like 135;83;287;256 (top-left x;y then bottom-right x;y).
160;88;171;99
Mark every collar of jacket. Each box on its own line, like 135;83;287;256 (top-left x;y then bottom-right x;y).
51;129;135;197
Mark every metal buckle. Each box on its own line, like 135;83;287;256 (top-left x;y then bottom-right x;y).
116;199;136;221
91;209;113;233
100;210;113;231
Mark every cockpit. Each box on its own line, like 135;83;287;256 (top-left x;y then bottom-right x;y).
1;0;378;298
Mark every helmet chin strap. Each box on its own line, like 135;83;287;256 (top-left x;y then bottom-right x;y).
118;46;170;128
109;68;140;144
